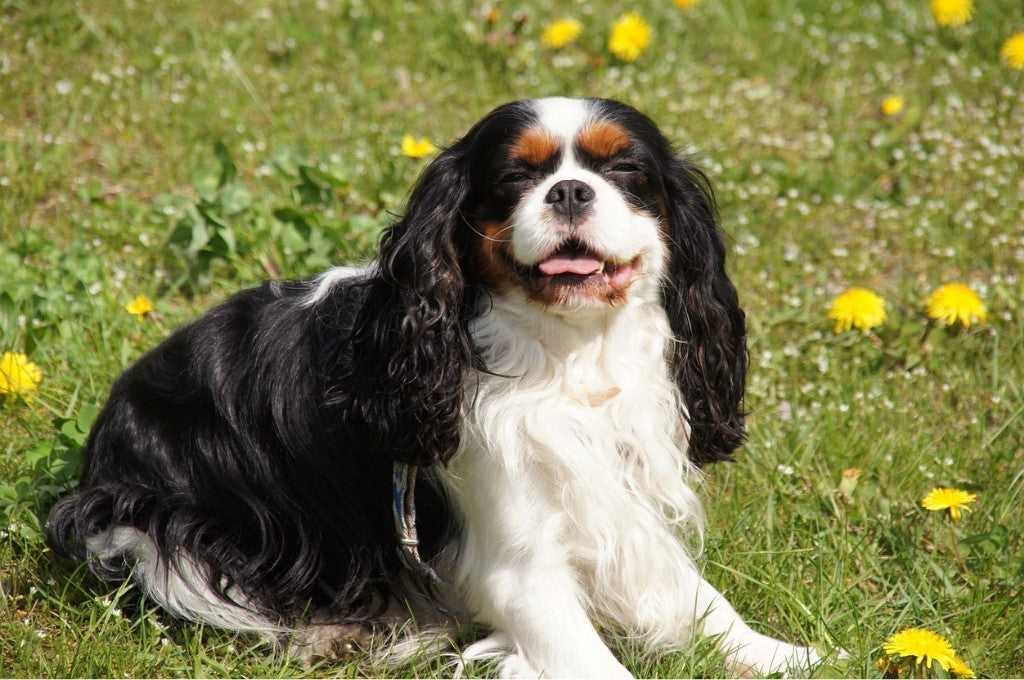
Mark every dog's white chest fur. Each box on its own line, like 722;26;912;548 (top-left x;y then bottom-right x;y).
438;297;714;675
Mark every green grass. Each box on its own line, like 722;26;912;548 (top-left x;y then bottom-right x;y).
2;0;1023;676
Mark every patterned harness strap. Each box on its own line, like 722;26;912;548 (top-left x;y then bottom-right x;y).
392;462;444;584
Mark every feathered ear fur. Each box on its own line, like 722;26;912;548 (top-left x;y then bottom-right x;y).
340;144;478;467
660;158;748;465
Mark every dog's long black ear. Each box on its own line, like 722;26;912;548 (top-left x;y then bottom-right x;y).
661;157;748;465
341;144;477;467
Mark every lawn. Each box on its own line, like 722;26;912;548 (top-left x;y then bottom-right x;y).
1;0;1022;677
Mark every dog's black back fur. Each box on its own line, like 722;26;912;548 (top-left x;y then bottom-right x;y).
47;278;452;623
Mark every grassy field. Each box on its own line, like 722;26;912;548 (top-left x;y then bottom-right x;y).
2;0;1023;677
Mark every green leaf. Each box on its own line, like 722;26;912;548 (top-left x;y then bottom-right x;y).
269;144;308;177
77;404;100;432
187;218;211;255
220;182;253;216
24;442;54;468
59;418;88;446
0;291;18;344
208;229;237;258
192;167;222;201
300;164;348;190
213;140;237;186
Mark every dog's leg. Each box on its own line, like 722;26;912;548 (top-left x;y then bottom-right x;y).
461;546;633;679
598;528;821;677
447;452;633;679
683;571;822;677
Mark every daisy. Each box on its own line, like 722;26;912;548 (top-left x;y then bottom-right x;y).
829;288;886;333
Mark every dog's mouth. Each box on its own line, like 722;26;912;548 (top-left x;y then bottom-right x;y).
508;240;642;297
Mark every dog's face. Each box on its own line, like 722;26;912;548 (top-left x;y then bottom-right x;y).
466;98;671;310
358;97;746;466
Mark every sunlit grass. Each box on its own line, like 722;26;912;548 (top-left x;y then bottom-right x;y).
2;0;1023;677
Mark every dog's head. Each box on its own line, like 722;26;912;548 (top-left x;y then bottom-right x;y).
346;98;747;466
464;98;669;312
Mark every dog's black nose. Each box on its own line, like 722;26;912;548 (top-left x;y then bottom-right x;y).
545;179;595;220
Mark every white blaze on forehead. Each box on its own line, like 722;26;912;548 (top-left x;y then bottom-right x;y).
532;97;591;155
507;97;666;290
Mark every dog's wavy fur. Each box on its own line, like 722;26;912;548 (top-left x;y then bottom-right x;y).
48;98;820;677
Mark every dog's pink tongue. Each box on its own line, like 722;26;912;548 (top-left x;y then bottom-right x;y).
538;254;603;276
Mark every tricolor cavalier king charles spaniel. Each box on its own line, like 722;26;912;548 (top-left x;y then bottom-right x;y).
49;97;822;677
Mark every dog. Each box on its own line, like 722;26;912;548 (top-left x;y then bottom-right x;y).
48;97;823;677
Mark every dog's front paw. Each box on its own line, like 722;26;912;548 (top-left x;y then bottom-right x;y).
725;632;822;678
497;651;633;679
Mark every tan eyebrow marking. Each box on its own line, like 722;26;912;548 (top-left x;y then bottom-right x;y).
577;120;631;158
510;127;561;165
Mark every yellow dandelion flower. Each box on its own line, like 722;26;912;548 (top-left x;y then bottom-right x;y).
881;96;905;116
930;0;973;27
125;294;154;321
922;487;976;522
949;656;976;679
541;18;583;49
1;351;43;401
925;283;987;327
608;13;652;62
1000;33;1024;70
401;135;438;159
882;628;957;671
828;288;886;333
674;0;702;8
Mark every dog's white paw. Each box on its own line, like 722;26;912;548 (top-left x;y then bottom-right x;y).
497;651;633;679
497;652;542;679
725;632;823;678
